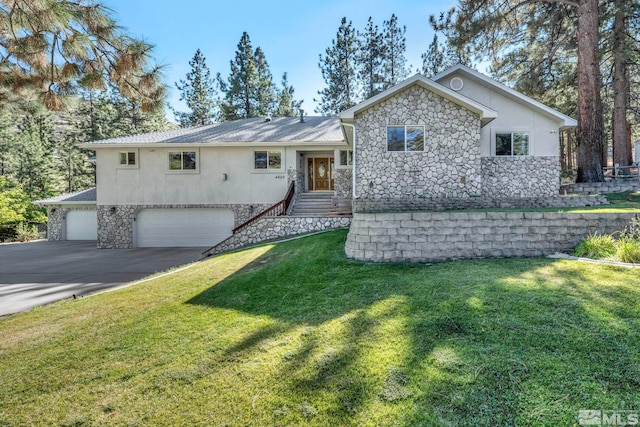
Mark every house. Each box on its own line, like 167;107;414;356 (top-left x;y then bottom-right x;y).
38;65;577;249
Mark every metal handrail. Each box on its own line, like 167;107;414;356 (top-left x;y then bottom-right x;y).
231;181;295;234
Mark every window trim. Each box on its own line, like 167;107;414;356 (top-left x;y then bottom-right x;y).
253;150;283;171
492;130;532;156
117;150;138;168
338;149;353;167
386;125;425;152
166;149;199;173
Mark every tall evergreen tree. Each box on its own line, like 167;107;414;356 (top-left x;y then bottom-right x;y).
254;47;277;117
218;32;277;120
275;73;303;117
172;49;219;127
382;14;409;87
357;17;385;99
422;34;446;76
315;18;358;114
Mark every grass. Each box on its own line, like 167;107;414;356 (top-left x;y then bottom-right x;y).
574;214;640;263
437;192;640;214
1;230;640;426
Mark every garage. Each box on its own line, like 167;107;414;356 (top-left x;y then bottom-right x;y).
136;208;234;247
66;209;98;241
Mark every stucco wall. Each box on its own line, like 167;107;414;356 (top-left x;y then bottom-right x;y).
345;211;635;263
96;145;343;206
481;156;560;197
355;84;482;199
434;71;564;157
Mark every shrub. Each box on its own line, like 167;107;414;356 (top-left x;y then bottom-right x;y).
615;238;640;264
15;223;40;242
574;233;617;259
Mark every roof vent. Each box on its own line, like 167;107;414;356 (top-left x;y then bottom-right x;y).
299;109;304;123
450;77;464;91
265;115;272;122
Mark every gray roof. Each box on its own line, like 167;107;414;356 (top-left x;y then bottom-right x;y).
35;187;96;205
82;116;344;145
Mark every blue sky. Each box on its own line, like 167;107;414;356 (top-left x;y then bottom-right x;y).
104;0;457;118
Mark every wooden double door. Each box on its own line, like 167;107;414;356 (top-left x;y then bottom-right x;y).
307;157;334;191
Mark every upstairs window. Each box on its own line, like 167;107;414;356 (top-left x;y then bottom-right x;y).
496;132;530;156
168;150;197;171
339;150;353;166
387;125;425;152
118;151;136;166
254;151;282;169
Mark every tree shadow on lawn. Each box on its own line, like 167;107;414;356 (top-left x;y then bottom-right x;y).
187;231;640;426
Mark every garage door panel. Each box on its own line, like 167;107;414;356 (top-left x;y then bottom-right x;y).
136;208;233;247
66;210;97;241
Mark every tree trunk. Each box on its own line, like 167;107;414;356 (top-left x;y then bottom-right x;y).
612;0;631;166
575;0;605;182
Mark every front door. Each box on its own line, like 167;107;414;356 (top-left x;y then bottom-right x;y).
307;157;334;191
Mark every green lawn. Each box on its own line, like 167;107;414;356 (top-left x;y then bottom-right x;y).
1;230;639;426
442;191;640;214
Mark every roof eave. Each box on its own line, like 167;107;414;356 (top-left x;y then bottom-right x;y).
339;74;497;122
35;200;97;206
434;64;578;127
78;140;348;149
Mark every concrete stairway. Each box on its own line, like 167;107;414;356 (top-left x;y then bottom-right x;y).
289;192;334;216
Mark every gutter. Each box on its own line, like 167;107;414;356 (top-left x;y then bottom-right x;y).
340;122;358;199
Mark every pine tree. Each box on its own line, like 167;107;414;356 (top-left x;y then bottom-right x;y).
315;18;358;115
357;17;385;99
172;49;219;127
254;47;277;117
422;34;446;76
219;32;278;120
275;73;303;117
382;14;409;88
0;0;166;112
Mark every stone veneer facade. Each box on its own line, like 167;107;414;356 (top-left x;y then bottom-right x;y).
333;168;353;212
355;85;482;200
97;203;271;249
345;211;636;263
46;205;96;241
352;194;608;213
208;216;352;255
481;156;560;197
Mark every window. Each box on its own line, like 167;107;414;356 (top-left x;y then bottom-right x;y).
254;151;282;169
339;150;353;166
168;150;197;171
387;126;425;152
495;132;530;156
118;151;136;166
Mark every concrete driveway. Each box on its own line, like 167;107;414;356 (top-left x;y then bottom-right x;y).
0;241;207;316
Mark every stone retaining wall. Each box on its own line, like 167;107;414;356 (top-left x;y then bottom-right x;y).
481;156;559;197
352;195;608;213
209;216;352;255
561;181;640;195
345;211;636;263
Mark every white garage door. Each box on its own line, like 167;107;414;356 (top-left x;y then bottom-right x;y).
66;209;97;240
136;208;234;247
